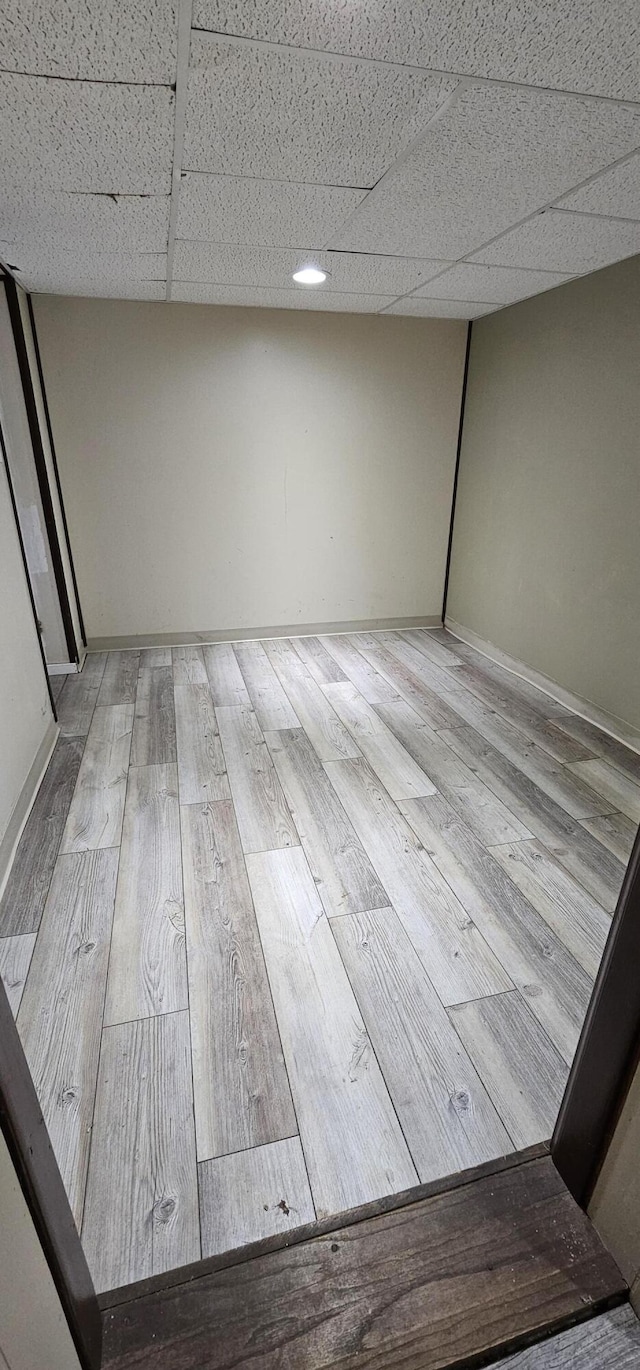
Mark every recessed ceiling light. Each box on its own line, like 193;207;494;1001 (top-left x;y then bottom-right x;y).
292;266;327;285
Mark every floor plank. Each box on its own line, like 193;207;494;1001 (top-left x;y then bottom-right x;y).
441;723;626;912
17;849;118;1226
104;763;187;1025
334;908;512;1178
400;627;465;669
265;727;388;917
233;641;300;730
569;757;640;822
496;1306;640;1368
399;793;592;1062
216;706;298;854
448;992;568;1150
203;643;251;707
181;799;296;1161
49;671;67;701
131;665;176;767
56;653;107;737
445;642;574;716
174;683;229;804
353;634;465;729
263;639;360;761
0;736;84;935
139;648;172;669
552;714;640;783
171;645;208;685
448;661;594;763
198;1137;315;1258
581;811;637;865
0;933;36;1015
323;681;436;799
290;635;348;684
321;634;400;704
325;757;512;1005
60;705;134;854
102;1155;625;1370
97;651;140;705
489;839;611;978
375;697;530;843
82;1011;200;1293
245;846;418;1218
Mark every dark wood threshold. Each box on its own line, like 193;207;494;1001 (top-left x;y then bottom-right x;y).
99;1142;549;1311
102;1154;626;1370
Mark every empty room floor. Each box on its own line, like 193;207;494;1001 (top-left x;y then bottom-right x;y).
1;627;638;1294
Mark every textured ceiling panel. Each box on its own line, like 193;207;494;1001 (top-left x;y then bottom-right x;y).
471;209;640;272
177;173;367;246
171;283;396;310
385;297;497;318
556;154;640;220
330;83;640;259
13;252;166;292
32;281;166;300
415;262;575;303
0;0;179;83
193;0;640;102
183;35;457;185
0;74;174;194
172;242;448;293
0;193;170;255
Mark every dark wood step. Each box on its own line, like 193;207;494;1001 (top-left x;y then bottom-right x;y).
102;1155;626;1370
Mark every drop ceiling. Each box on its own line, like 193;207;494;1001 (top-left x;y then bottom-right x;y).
1;1;639;317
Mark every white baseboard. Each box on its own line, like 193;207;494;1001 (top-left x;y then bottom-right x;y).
444;617;640;756
0;719;60;902
87;615;443;653
48;663;78;675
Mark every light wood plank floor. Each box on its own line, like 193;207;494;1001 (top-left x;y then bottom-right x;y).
1;629;636;1293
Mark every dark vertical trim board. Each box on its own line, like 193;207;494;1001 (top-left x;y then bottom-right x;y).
553;822;640;1205
27;294;87;647
441;318;472;624
2;276;79;664
0;414;56;718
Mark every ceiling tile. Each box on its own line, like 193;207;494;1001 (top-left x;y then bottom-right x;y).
183;35;457;186
0;192;170;255
556;154;640;220
0;0;178;83
330;83;640;259
172;242;448;293
193;0;640;101
171;283;395;311
11;251;166;291
177;173;367;247
385;297;498;318
32;281;166;300
470;209;640;272
0;74;174;194
415;262;575;303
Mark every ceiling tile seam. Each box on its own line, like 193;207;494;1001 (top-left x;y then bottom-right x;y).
171;280;397;295
549;207;640;226
190;27;640;112
180;169;373;190
166;0;195;300
0;68;173;89
174;238;453;263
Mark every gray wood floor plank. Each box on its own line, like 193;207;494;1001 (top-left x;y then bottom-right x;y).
82;1011;199;1292
79;652;109;685
104;762;187;1025
290;635;349;684
139;648;172;669
489;839;611;979
17;848;119;1226
181;799;296;1161
568;757;640;822
399;793;592;1063
323;682;436;800
552;714;640;783
264;639;361;762
60;705;134;854
374;631;461;699
198;1136;315;1257
245;846;418;1218
266;727;388;917
496;1306;640;1368
375;698;530;844
441;723;627;913
0;736;84;935
0;933;36;1015
171;645;208;685
97;651;140;705
216;705;298;854
56;674;101;738
445;643;573;717
174;683;229;804
320;634;400;704
448;992;569;1150
353;635;467;730
325;757;512;1005
400;628;465;669
203;642;251;707
49;672;67;701
131;665;177;767
233;641;300;730
334;908;512;1180
448;662;595;763
581;811;638;865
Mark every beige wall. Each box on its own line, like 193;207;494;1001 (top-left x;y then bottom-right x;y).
447;254;640;733
34;298;467;643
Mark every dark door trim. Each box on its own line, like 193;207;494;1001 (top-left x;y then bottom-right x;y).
0;975;102;1370
441;318;472;623
552;822;640;1205
0;414;56;718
